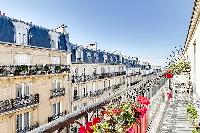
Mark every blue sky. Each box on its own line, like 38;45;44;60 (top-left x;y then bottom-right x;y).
1;0;194;66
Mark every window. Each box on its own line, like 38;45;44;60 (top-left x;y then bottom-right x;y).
51;56;61;64
73;106;77;111
83;103;87;107
74;68;78;76
74;89;78;97
14;53;31;65
103;54;108;63
52;102;61;115
16;83;30;98
16;112;30;132
52;80;61;90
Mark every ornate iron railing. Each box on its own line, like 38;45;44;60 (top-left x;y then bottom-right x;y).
50;88;65;99
72;71;126;83
48;110;68;123
0;64;70;77
16;123;39;133
73;96;80;101
0;94;39;114
30;74;165;133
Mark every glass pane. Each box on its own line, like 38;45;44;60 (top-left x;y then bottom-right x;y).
52;80;56;90
16;85;22;97
57;102;61;114
24;112;30;128
16;114;22;130
57;82;60;89
74;90;77;97
53;104;56;115
24;84;30;96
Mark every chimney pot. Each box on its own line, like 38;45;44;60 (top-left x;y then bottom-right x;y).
3;13;5;16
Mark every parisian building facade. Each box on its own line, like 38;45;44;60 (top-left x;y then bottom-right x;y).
183;0;200;105
0;13;157;133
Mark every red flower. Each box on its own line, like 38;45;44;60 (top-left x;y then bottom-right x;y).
92;117;101;125
112;108;121;115
78;125;86;133
167;92;173;99
86;122;94;133
127;127;135;133
137;96;150;106
136;107;147;118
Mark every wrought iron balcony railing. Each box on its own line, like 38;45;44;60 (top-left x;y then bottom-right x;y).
89;82;126;98
72;71;126;83
0;64;70;77
82;93;88;98
31;74;164;133
73;96;80;101
48;110;68;123
50;88;65;99
0;94;39;114
16;123;39;133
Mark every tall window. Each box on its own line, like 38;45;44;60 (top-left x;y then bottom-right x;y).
14;53;31;65
51;56;61;64
16;83;30;98
52;80;61;90
74;88;78;97
16;112;30;132
53;102;61;115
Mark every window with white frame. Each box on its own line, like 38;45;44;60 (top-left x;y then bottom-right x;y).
74;68;78;76
16;112;30;132
52;80;61;90
103;54;107;63
16;83;30;98
52;102;61;115
51;56;61;64
14;53;31;65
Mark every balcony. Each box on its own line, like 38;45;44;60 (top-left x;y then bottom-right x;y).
0;94;39;114
82;93;88;98
0;64;70;77
73;96;80;101
72;71;126;83
50;88;65;99
31;74;165;133
16;123;39;133
48;110;68;123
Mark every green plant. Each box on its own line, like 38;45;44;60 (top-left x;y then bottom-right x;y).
168;61;191;75
44;65;50;72
55;66;61;71
187;103;199;126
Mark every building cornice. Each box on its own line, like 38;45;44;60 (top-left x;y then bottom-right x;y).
184;0;200;54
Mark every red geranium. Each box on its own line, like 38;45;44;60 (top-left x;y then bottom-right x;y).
112;108;122;115
78;117;101;133
78;125;87;133
86;122;93;133
136;107;147;118
92;117;101;125
136;96;150;106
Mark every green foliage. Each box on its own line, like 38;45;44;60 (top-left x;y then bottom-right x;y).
44;65;50;72
187;103;199;126
168;61;190;75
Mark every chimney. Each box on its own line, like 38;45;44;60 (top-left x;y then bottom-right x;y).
2;13;5;16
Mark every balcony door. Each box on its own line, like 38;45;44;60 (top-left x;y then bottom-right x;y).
16;112;30;132
16;83;30;98
14;53;31;65
52;80;61;90
53;102;61;115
